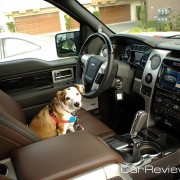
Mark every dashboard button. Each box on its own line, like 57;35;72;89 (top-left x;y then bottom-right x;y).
145;73;153;84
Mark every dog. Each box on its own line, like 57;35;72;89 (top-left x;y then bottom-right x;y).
29;84;84;139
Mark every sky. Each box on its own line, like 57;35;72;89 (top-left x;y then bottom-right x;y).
77;0;91;4
0;0;54;12
0;0;91;12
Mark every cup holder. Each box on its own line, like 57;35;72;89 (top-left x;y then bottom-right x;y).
121;141;161;166
137;141;161;158
120;144;143;165
0;164;8;176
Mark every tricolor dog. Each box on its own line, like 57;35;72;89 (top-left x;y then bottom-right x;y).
29;84;84;139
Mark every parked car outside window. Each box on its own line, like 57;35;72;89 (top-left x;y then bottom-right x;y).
0;33;59;61
3;38;40;58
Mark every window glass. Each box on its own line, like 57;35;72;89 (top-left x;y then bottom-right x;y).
3;38;40;58
0;0;80;61
78;0;180;36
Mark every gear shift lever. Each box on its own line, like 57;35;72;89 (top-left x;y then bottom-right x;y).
129;110;147;138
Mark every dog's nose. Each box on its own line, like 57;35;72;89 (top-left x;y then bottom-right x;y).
74;102;80;108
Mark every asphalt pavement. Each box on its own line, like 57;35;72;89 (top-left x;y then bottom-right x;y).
108;21;137;33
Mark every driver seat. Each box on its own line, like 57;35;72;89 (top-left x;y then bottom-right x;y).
0;90;115;160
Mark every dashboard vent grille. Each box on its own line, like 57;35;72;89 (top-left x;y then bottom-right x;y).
131;44;149;52
150;54;161;70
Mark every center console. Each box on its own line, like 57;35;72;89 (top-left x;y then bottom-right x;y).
151;58;180;135
105;58;180;179
106;127;179;179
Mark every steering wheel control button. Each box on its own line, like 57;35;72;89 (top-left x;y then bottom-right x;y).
85;56;103;83
95;73;104;84
145;73;153;84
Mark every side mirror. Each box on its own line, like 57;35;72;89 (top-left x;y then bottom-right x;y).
55;31;80;57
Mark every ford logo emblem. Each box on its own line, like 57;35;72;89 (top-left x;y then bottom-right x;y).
91;62;95;67
164;75;176;83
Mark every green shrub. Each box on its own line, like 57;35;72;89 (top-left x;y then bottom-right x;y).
170;13;180;31
93;11;100;19
129;27;156;33
161;21;171;31
6;22;16;32
64;14;72;31
0;26;3;32
146;20;170;31
146;20;158;29
140;4;147;24
133;20;171;32
136;6;141;21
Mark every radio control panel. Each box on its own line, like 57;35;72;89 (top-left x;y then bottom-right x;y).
151;89;180;128
151;58;180;130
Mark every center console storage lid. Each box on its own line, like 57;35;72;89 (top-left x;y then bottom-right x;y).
11;131;123;180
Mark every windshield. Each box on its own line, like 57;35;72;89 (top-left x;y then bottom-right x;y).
78;0;180;37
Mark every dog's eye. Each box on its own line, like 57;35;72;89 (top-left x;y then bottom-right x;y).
66;97;70;100
76;93;79;96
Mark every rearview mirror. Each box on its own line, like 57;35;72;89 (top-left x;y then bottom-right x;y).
55;31;80;57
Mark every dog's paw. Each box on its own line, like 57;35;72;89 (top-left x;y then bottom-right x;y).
57;129;66;135
69;126;75;132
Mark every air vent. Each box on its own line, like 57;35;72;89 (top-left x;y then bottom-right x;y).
131;44;149;52
52;68;74;83
150;54;161;70
131;44;136;50
34;72;52;87
0;72;53;92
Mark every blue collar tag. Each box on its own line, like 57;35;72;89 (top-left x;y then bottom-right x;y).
69;116;76;123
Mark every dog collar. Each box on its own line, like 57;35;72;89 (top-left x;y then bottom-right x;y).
50;112;76;125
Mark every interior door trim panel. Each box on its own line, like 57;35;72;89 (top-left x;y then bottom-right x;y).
0;58;76;78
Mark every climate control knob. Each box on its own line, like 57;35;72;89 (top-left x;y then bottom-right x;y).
156;97;162;103
174;105;179;110
145;73;153;84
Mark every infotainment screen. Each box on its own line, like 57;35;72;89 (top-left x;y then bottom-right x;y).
161;68;180;92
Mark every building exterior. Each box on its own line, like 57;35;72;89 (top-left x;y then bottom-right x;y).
91;0;141;23
5;7;61;35
2;0;142;35
1;0;180;35
146;0;180;21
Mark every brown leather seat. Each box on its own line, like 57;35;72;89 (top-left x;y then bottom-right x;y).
0;90;115;160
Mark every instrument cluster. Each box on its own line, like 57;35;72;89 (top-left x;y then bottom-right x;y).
120;44;151;68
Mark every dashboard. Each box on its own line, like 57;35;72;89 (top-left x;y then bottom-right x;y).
100;34;180;140
100;36;153;79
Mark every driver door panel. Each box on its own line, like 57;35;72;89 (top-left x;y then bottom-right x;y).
0;58;77;123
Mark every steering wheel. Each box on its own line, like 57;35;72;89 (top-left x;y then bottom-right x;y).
76;32;116;98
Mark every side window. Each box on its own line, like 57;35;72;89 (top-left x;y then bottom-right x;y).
3;38;40;58
0;0;80;61
0;46;2;59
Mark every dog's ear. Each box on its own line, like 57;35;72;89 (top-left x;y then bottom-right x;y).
56;91;64;100
74;84;85;95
